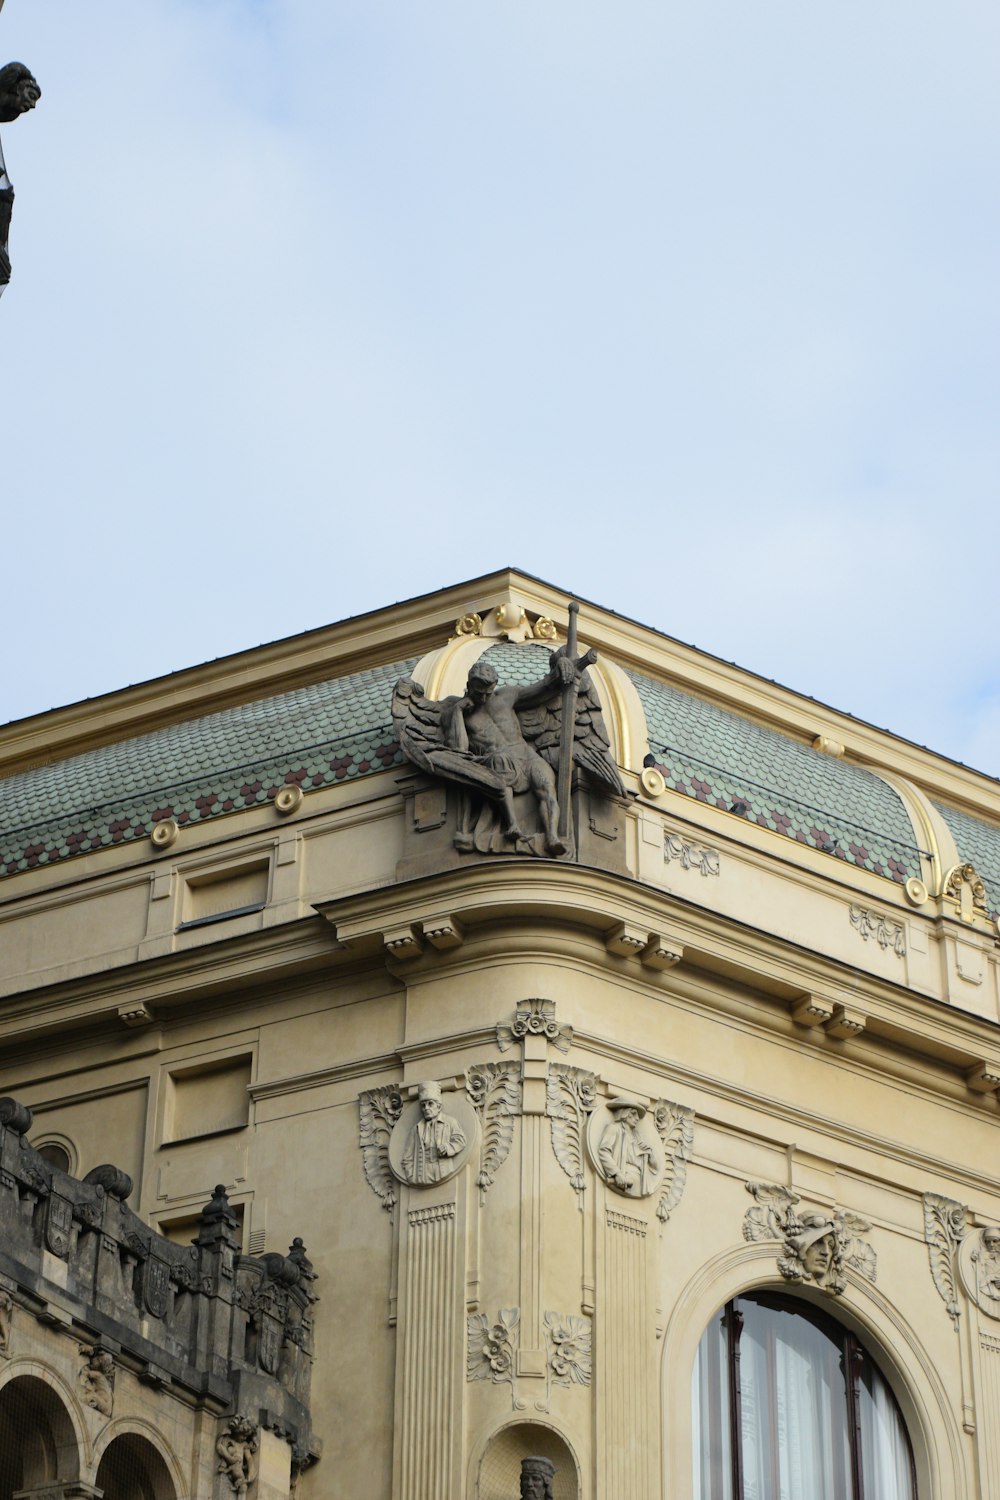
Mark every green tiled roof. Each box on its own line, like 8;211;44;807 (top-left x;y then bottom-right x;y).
934;803;1000;921
0;658;416;878
629;669;923;884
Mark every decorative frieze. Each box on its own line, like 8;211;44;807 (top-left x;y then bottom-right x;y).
664;830;720;877
849;905;906;957
467;1062;521;1195
498;997;572;1055
546;1066;597;1200
743;1182;877;1294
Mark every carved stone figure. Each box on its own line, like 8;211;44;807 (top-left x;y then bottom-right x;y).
743;1182;877;1295
401;1081;467;1185
216;1416;260;1496
922;1193;1000;1324
597;1097;661;1198
974;1225;1000;1306
520;1456;556;1500
0;62;40;290
79;1346;115;1417
0;1289;12;1357
392;624;623;858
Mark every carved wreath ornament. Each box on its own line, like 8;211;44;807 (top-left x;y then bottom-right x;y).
743;1183;877;1295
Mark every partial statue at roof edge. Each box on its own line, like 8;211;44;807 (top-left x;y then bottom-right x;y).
0;59;41;293
391;601;625;860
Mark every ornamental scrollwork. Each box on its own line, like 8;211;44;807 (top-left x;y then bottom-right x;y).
664;831;720;877
358;1085;404;1213
466;1062;521;1195
546;1066;597;1200
923;1193;967;1329
498;997;572;1055
743;1182;876;1295
467;1306;519;1388
653;1099;695;1223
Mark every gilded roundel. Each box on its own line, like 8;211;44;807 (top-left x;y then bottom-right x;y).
586;1095;664;1200
388;1083;479;1187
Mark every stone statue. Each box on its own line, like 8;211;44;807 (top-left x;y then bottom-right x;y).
216;1416;260;1497
597;1097;661;1197
519;1456;556;1500
79;1346;115;1417
392;612;624;858
0;1289;12;1357
401;1081;466;1184
0;61;40;290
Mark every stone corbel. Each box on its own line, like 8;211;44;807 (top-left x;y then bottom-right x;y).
965;1061;1000;1096
604;924;682;970
791;995;834;1028
825;1004;866;1041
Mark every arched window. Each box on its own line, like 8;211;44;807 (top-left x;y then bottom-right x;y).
95;1433;176;1500
692;1292;917;1500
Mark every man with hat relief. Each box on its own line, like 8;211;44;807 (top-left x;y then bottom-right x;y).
402;1081;467;1185
598;1097;660;1198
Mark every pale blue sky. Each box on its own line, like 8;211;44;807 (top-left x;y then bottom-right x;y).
2;1;998;775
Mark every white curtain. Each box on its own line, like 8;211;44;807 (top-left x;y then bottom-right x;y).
857;1364;915;1500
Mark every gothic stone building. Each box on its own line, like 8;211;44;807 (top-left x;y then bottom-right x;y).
1;568;999;1500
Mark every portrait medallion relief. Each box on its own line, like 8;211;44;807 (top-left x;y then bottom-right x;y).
586;1097;664;1200
959;1224;1000;1319
388;1082;479;1187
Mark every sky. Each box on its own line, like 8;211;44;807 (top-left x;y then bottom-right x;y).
1;1;998;777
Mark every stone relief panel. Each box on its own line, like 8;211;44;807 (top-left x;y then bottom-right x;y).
849;905;906;957
664;830;720;877
389;1084;478;1188
743;1182;877;1294
652;1099;695;1223
924;1192;1000;1324
79;1345;115;1417
546;1066;597;1201
543;1311;592;1389
358;1085;404;1213
588;1097;663;1199
467;1306;592;1410
468;1306;519;1391
498;997;572;1055
467;1062;521;1196
216;1416;260;1497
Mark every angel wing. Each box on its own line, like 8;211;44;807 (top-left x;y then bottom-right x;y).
519;668;625;797
923;1192;967;1328
391;677;509;797
654;1100;694;1223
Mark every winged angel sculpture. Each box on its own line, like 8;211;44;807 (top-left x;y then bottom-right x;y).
392;616;624;859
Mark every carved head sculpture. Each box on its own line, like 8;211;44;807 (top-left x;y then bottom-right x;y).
520;1456;556;1500
982;1227;1000;1257
466;658;499;704
417;1080;443;1120
607;1096;646;1128
786;1217;840;1286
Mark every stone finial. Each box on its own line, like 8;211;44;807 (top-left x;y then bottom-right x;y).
196;1184;241;1249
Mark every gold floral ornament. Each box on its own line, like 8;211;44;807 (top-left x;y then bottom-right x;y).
533;617;558;642
453;612;483;637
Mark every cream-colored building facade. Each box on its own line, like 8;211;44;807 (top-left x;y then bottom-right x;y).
1;568;999;1499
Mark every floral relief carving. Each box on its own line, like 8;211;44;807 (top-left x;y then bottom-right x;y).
216;1416;260;1496
743;1182;877;1295
544;1311;592;1388
466;1062;521;1195
467;1306;519;1388
653;1099;695;1223
664;830;720;877
498;997;572;1055
849;905;906;957
546;1065;597;1200
358;1085;404;1213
